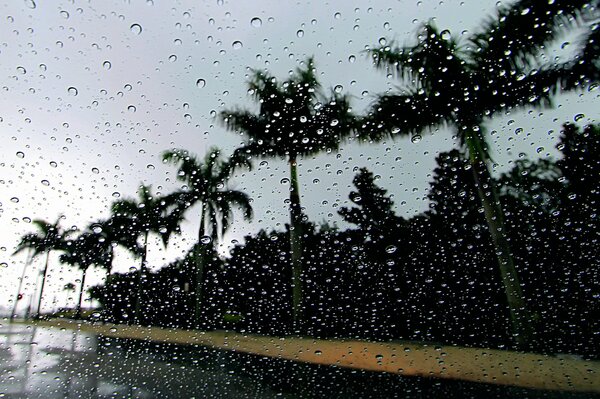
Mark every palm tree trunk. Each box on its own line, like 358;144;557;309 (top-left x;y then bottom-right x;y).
133;230;149;325
466;131;533;348
11;250;32;321
35;251;51;318
75;268;88;319
289;155;304;330
194;202;207;328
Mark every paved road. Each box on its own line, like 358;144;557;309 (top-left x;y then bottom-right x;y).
0;323;283;398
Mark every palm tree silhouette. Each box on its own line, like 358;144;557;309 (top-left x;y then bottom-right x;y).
360;1;598;347
87;217;140;281
162;147;253;327
220;57;355;327
59;231;112;319
13;217;69;318
111;185;183;324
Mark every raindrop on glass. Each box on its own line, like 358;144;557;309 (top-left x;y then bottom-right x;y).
130;23;142;35
251;17;262;27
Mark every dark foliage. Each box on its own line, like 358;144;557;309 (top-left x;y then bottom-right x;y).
91;123;599;358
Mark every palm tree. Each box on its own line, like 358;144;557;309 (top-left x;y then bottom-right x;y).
162;147;253;327
360;1;598;347
13;217;68;318
87;217;140;281
111;184;183;324
220;57;355;326
59;232;112;319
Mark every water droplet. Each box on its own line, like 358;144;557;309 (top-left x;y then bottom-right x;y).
60;10;69;19
103;60;111;70
128;105;136;112
334;85;343;94
251;17;262;27
411;135;422;143
169;54;177;62
146;164;155;170
25;0;36;9
440;29;451;41
200;236;212;245
41;180;50;186
91;167;99;174
39;63;47;71
280;178;290;184
10;197;19;203
386;245;397;254
574;113;584;122
330;119;339;127
92;225;103;234
67;87;78;96
334;12;341;19
348;55;356;63
158;226;167;234
184;113;191;121
196;78;206;88
315;350;322;355
16;66;26;74
16;151;25;158
232;41;243;50
296;30;304;38
112;192;121;198
50;161;57;168
130;23;142;35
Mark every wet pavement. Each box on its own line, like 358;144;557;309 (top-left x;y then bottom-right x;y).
1;322;598;399
0;323;282;398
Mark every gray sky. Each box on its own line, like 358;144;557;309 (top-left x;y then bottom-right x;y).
1;0;598;314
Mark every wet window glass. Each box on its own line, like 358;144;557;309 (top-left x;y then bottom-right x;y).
1;0;599;398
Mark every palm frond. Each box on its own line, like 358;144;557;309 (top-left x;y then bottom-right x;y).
359;90;452;142
470;0;593;70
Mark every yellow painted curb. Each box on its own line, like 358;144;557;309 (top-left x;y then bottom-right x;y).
21;319;600;393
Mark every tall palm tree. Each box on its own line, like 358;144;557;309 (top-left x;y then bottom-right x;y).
360;1;598;347
13;217;69;318
220;57;355;326
59;232;112;319
111;185;183;324
10;248;33;320
162;147;253;327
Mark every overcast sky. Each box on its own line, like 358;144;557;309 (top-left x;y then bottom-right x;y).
1;0;598;314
